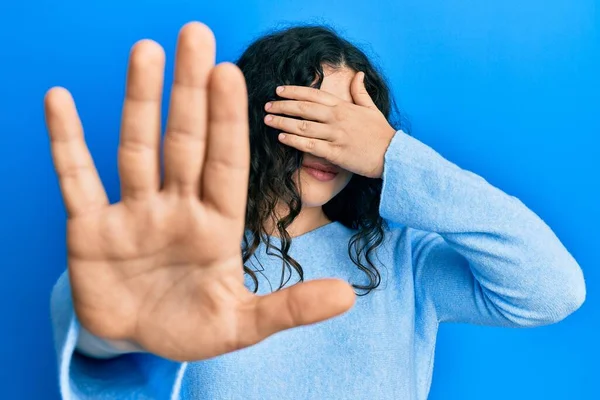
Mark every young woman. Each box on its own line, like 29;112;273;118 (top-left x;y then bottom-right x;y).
47;21;585;399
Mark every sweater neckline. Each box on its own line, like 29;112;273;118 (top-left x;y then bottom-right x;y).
243;221;344;248
266;220;341;242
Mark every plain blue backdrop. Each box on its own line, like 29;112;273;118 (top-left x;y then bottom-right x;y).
0;0;597;399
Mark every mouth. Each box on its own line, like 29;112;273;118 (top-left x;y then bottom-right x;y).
301;164;339;182
301;162;340;174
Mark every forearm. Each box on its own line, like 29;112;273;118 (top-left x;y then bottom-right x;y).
380;130;586;324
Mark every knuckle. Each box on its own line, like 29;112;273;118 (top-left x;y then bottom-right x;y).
299;120;309;132
306;138;316;150
332;105;344;120
59;163;89;179
298;101;309;113
275;101;286;113
121;137;154;154
325;108;335;121
165;126;204;146
274;115;284;127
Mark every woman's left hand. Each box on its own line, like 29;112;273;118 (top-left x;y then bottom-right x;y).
263;71;398;179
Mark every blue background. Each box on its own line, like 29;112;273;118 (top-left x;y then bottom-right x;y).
0;0;597;399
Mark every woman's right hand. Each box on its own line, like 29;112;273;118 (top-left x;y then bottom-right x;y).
44;22;356;362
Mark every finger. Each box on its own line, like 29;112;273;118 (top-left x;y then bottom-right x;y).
44;87;109;218
350;71;377;109
266;100;332;123
119;40;165;200
276;85;339;106
201;62;249;220
163;22;215;196
249;279;355;345
277;132;330;158
265;114;330;140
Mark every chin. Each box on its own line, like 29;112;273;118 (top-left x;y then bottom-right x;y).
296;167;353;207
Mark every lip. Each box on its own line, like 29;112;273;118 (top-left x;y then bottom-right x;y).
302;166;338;182
301;161;340;174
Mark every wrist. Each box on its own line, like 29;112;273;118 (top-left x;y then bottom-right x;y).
376;126;398;179
76;324;145;359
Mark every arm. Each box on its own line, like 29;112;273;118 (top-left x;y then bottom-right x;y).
50;270;188;399
380;130;586;326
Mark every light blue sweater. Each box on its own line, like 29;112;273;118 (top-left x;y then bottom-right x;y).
50;129;586;400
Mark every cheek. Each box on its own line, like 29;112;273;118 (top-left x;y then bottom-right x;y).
338;171;353;186
333;171;353;193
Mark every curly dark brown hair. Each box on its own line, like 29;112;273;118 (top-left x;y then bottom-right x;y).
235;23;410;296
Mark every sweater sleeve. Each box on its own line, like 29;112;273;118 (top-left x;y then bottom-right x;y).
379;129;586;326
50;270;188;399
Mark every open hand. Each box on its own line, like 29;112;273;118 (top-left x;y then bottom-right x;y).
44;22;356;362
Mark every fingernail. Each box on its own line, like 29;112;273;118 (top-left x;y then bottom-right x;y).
276;86;284;93
265;102;272;110
265;115;273;122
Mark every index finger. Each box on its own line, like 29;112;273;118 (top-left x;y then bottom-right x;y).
275;85;339;106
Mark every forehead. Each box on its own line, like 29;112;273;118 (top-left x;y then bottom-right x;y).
315;65;357;103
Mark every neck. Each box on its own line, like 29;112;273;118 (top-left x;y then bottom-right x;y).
265;204;331;238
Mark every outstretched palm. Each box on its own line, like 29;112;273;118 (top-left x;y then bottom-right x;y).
44;22;355;362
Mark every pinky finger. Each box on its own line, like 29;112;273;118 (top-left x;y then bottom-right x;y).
44;87;109;218
278;132;329;158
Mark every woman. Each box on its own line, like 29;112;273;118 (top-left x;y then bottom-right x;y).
47;22;585;399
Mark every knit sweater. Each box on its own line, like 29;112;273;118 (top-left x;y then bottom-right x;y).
50;129;586;400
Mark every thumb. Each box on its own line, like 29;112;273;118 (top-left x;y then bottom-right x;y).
249;278;356;342
351;71;377;109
